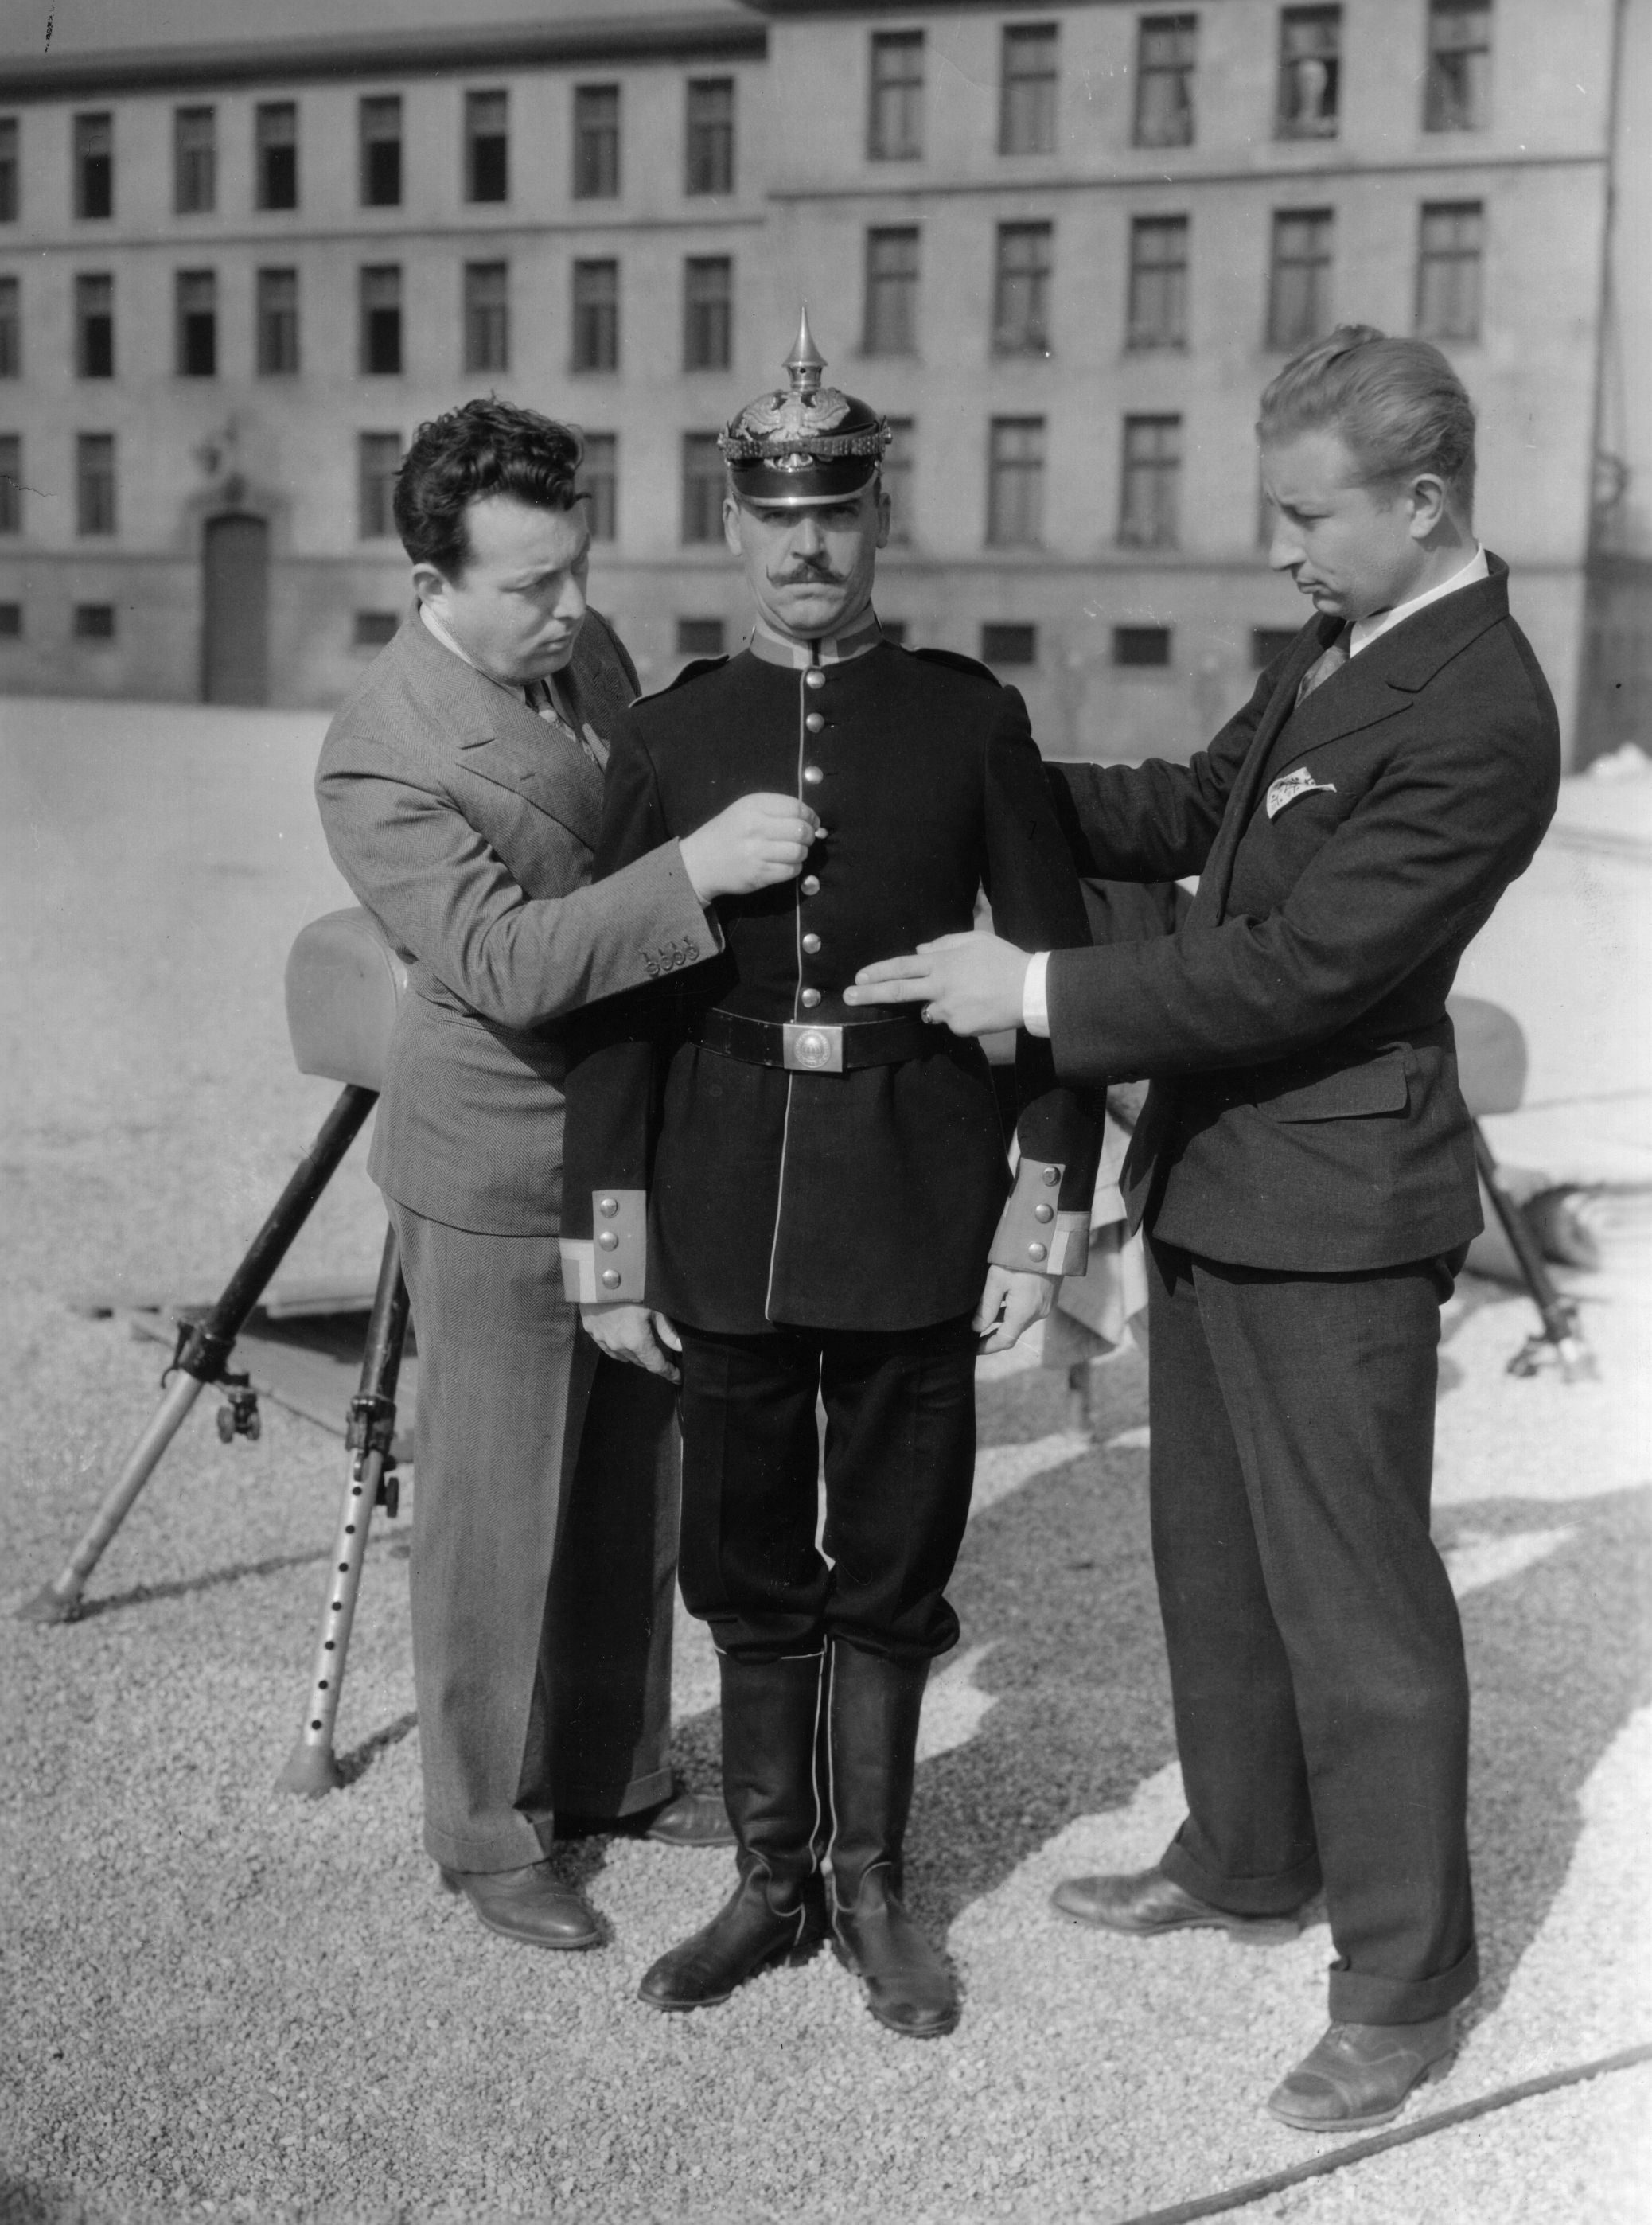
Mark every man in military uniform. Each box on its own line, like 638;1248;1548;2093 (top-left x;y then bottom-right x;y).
562;317;1100;2038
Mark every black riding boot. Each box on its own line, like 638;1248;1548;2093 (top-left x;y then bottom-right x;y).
637;1650;828;2012
826;1639;960;2038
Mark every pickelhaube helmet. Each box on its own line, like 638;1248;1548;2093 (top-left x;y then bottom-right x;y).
719;307;890;508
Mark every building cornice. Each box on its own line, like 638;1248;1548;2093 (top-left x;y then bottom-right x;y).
766;149;1611;201
0;15;767;103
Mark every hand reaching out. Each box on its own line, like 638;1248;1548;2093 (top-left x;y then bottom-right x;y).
846;932;1032;1038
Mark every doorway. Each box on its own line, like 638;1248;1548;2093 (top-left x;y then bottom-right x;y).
201;512;269;705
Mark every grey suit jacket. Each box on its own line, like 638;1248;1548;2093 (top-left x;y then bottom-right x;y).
316;606;716;1234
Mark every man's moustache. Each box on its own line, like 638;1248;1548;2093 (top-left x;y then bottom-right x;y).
770;569;846;586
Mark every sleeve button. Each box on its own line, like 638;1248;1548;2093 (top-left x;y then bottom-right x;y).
1040;1166;1061;1187
1027;1243;1048;1263
598;1197;618;1216
600;1269;622;1289
598;1231;618;1250
1034;1202;1054;1223
801;933;821;954
805;711;825;733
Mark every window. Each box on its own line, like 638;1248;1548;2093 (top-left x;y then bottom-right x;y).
360;266;403;375
1252;626;1299;667
883;416;914;545
464;262;509;373
677;617;725;657
1416;201;1483;340
1000;25;1058;154
256;268;298;375
0;434;18;531
686;78;734;195
578;433;617;541
0;119;16;223
353;610;399;648
681;433;724;544
0;602;20;636
994;224;1053;356
987;417;1045;547
863;228;918;357
255;103;298;211
982;622;1037;666
869;31;924;160
358;433;400;539
174;107;216;214
1134;17;1196;148
76;433;116;535
572;260;618;372
574;85;619;199
1425;0;1492;131
176;271;217;377
1268;208;1333;349
74;114;113;219
466;90;508;203
1119;415;1181;547
1127;216;1189;349
360;96;402;207
1114;625;1171;667
76;274;114;377
0;279;17;377
73;602;115;641
684;257;732;372
1278;7;1341;139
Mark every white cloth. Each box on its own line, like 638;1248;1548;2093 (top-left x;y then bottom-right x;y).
1022;949;1050;1036
1349;544;1487;657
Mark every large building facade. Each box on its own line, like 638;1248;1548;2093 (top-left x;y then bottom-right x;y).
0;0;1642;762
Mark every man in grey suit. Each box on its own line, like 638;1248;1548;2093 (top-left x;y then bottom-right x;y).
316;399;819;1950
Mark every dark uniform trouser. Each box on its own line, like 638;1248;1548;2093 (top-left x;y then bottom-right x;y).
675;1316;979;1665
1147;1235;1479;2025
390;1201;679;1873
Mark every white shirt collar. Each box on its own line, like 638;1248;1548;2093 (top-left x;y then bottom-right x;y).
1348;544;1489;657
419;601;478;669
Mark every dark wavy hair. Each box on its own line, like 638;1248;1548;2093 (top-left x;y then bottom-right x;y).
393;397;585;579
1257;325;1477;515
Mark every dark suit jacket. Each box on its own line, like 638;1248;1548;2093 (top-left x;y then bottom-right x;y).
562;641;1100;1335
1044;556;1560;1273
315;606;716;1235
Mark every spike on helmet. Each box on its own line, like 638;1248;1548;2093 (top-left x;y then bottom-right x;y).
719;307;891;508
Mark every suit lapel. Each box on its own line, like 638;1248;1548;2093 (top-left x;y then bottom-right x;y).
1193;618;1334;923
399;607;605;848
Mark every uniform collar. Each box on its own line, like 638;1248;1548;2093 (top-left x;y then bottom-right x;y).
745;608;884;670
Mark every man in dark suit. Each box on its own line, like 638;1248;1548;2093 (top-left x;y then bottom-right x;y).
563;318;1099;2036
851;329;1560;2123
316;399;819;1951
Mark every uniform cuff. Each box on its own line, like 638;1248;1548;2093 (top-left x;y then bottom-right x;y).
988;1158;1090;1278
1022;950;1051;1037
559;1189;647;1303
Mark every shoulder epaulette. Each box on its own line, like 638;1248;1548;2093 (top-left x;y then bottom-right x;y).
908;645;1003;687
634;654;730;703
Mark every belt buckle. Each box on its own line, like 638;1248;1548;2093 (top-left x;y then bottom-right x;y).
782;1020;844;1073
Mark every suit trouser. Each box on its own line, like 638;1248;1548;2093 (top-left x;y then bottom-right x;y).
674;1317;979;1664
1147;1236;1478;2025
390;1200;679;1872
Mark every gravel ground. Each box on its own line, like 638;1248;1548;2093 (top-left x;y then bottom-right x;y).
1;703;1647;2225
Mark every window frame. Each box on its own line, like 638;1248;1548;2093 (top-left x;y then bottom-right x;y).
863;226;920;357
1117;414;1183;551
993;221;1054;357
1415;200;1484;341
1276;5;1342;142
680;432;727;546
571;258;620;373
1126;214;1190;350
0;433;21;532
1424;0;1493;131
868;30;925;162
685;78;734;196
357;431;402;541
75;271;115;379
175;268;218;379
173;106;216;216
573;84;621;201
463;259;509;375
986;415;1046;549
76;431;117;536
578;432;618;542
360;95;403;208
1133;16;1197;150
999;22;1059;155
465;89;509;205
359;263;403;377
683;255;733;373
0;278;18;379
1266;206;1334;351
73;112;114;220
255;267;299;376
255;102;298;212
0;119;18;224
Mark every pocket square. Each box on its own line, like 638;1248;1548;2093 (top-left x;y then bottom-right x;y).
1267;766;1338;819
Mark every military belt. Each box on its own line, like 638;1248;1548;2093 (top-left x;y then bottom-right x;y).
694;1007;943;1075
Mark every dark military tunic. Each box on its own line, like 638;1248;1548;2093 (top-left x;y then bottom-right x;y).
560;629;1101;1336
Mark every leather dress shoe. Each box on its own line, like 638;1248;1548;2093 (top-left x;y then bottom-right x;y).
1267;2012;1458;2131
644;1788;734;1848
1050;1865;1303;1945
438;1860;601;1951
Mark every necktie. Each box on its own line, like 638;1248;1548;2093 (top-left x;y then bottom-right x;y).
1295;623;1350;706
525;680;606;768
